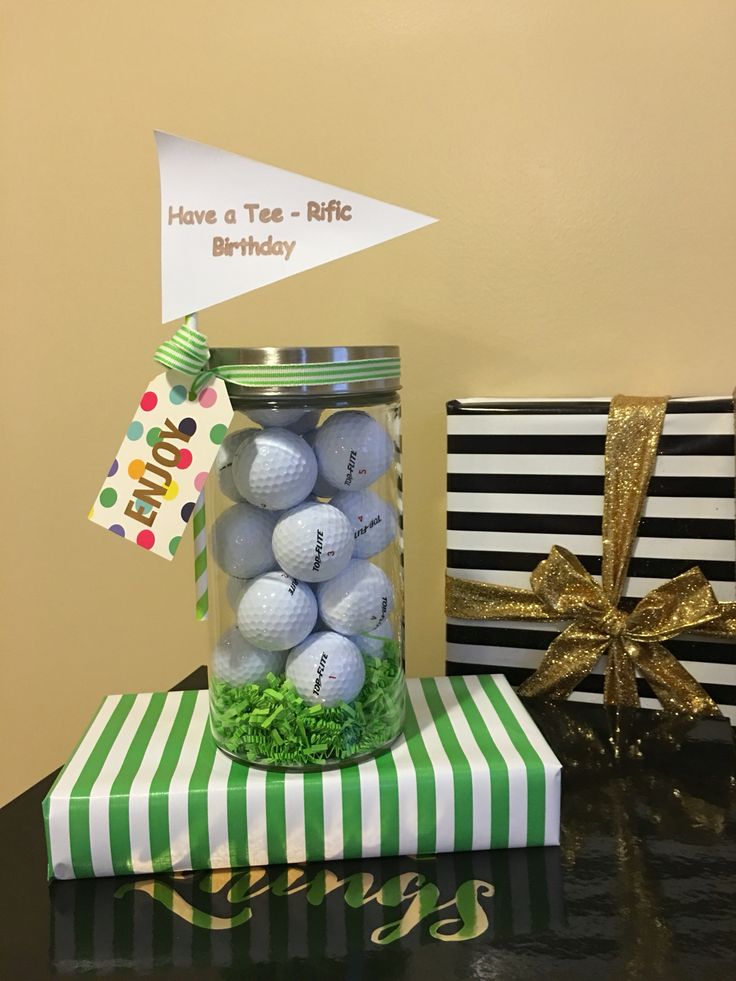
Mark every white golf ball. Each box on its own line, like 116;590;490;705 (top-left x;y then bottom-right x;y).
317;559;394;635
237;571;318;651
286;632;366;707
232;428;318;510
350;620;394;659
303;430;340;497
212;628;287;686
314;410;393;492
245;407;322;431
331;490;398;559
212;503;276;579
272;501;354;583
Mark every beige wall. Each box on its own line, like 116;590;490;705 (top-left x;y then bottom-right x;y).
3;1;735;803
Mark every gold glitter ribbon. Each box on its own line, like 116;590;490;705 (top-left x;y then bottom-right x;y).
446;394;734;717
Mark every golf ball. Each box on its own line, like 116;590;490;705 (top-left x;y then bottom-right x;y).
331;490;398;558
314;410;393;492
272;501;354;582
212;628;287;686
232;428;318;510
317;559;394;635
246;407;320;431
303;430;340;497
286;632;366;706
237;571;318;651
350;619;394;659
212;503;276;579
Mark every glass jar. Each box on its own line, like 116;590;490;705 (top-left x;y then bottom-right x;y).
205;346;405;770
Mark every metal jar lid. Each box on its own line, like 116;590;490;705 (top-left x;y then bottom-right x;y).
208;345;401;398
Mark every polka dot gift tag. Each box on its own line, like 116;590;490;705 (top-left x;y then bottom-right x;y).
89;370;233;559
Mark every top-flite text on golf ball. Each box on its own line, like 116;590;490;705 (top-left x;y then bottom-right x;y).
313;411;393;492
286;632;366;707
272;500;354;582
331;489;398;558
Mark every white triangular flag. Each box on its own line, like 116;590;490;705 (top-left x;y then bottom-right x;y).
156;132;437;323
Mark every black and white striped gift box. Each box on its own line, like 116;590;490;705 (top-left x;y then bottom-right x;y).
446;397;736;723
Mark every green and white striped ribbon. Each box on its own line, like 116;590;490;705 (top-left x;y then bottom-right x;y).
154;315;210;377
154;319;400;395
202;357;401;389
153;318;400;621
43;675;561;879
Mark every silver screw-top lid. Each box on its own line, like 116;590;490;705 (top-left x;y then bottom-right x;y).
208;345;400;398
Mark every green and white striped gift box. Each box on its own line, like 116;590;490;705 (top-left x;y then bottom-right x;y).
43;676;561;880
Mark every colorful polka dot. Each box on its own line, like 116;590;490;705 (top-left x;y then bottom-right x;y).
168;536;181;556
109;524;125;537
100;488;118;508
135;498;154;516
179;417;197;437
177;448;193;470
198;387;217;408
210;423;227;444
146;426;162;447
181;501;195;522
170;385;188;405
194;471;209;492
137;530;155;550
108;459;119;477
127;421;144;441
128;459;146;480
164;480;179;501
140;391;158;411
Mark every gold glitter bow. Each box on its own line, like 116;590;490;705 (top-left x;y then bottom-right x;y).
446;394;736;717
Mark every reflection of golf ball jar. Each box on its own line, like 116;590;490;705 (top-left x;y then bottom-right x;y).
314;411;393;491
331;489;398;558
232;428;317;510
213;627;287;686
204;344;405;771
237;571;317;651
272;501;353;582
286;632;365;706
212;503;276;579
317;559;394;635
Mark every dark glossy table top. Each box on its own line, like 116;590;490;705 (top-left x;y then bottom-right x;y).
1;668;734;980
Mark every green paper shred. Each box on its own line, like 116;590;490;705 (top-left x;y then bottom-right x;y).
209;640;405;767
